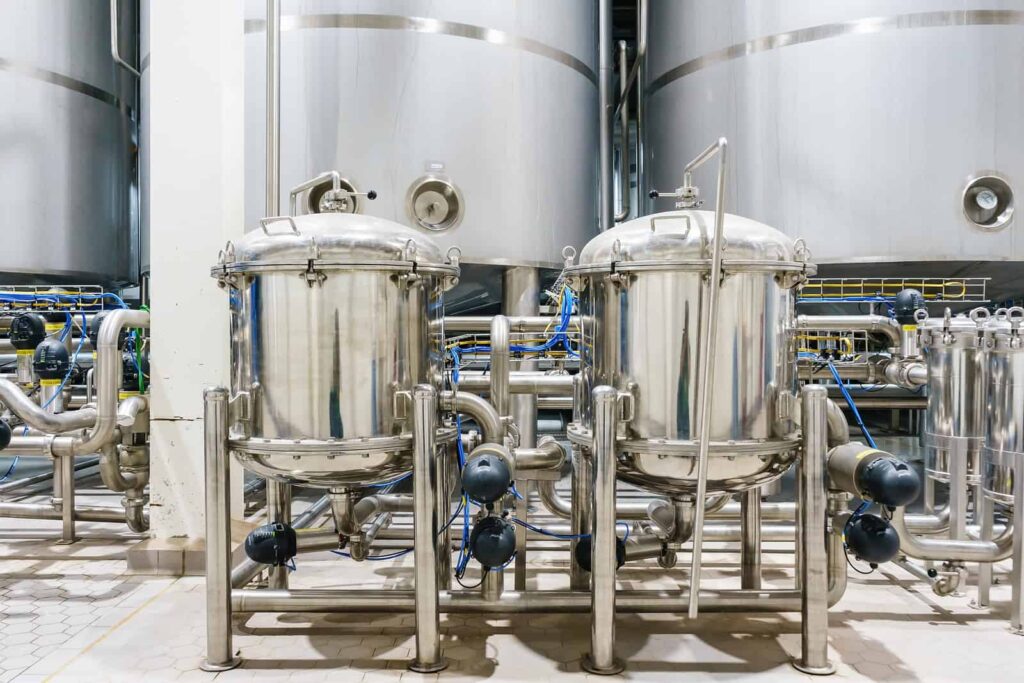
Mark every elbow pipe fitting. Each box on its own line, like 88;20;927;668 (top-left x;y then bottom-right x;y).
441;390;503;445
796;314;901;348
513;436;565;471
892;506;1014;562
0;378;97;433
825;399;850;447
71;309;150;456
827;442;921;508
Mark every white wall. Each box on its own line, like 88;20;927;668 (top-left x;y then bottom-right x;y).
147;0;245;539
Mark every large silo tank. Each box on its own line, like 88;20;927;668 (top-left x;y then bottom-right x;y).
0;0;137;285
645;3;1024;285
244;1;598;278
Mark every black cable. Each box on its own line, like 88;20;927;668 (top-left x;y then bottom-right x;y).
454;568;488;590
843;544;876;576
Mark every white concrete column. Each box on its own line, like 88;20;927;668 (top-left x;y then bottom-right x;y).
147;0;245;541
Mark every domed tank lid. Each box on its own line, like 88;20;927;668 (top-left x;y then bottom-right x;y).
211;213;460;280
565;210;814;277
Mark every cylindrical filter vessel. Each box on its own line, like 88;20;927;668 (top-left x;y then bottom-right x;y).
982;309;1024;506
212;212;459;488
645;2;1024;277
566;210;813;496
0;0;137;285
920;314;986;485
243;0;598;276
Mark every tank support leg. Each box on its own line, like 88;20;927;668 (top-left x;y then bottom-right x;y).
201;387;241;672
741;487;762;589
266;480;292;589
793;385;835;675
410;385;447;673
582;386;624;675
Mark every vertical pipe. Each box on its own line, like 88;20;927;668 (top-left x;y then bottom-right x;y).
635;0;648;215
950;441;968;541
686;139;729;619
58;456;76;544
792;385;835;675
504;266;538;591
266;480;292;589
265;0;281;216
582;386;624;675
201;388;241;672
513;477;529;591
614;40;630;223
503;267;540;449
740;488;762;589
973;490;992;608
482;567;503;602
409;385;447;673
1011;453;1024;634
597;0;613;232
490;315;510;419
570;444;593;590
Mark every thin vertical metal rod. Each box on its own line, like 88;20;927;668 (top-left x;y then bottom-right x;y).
201;387;241;672
265;0;281;216
59;456;76;544
614;40;630;223
409;385;447;673
1011;452;1024;634
635;0;648;214
740;488;762;590
597;0;613;231
793;385;835;675
686;137;729;619
266;480;292;589
582;386;624;675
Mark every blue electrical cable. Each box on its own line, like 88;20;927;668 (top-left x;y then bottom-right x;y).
365;472;412;489
826;360;877;449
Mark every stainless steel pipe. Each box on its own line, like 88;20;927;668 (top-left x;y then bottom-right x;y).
583;385;623;675
0;378;97;432
200;387;240;672
265;0;280;216
796;314;901;347
740;489;762;589
452;372;574;397
891;506;1014;562
489;315;510;420
441;390;502;445
410;384;446;673
440;316;582;333
504;267;540;449
794;385;835;675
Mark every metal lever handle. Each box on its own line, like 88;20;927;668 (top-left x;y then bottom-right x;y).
110;0;140;78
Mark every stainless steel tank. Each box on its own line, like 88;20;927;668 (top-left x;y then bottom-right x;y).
645;2;1024;273
243;0;598;276
920;313;986;485
212;212;459;488
566;210;812;496
0;0;137;285
982;308;1024;506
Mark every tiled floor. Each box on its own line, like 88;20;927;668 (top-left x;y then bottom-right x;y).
2;474;1022;682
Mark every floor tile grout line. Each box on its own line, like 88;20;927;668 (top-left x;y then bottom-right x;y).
41;580;178;683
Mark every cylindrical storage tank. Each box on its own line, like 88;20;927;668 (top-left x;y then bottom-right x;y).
566;211;813;496
243;0;597;278
982;308;1024;507
920;314;987;485
0;0;137;285
645;2;1024;276
212;212;460;488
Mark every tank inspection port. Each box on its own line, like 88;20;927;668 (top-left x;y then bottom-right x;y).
962;174;1014;230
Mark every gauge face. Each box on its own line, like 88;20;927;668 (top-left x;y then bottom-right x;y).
406;176;464;231
962;174;1014;231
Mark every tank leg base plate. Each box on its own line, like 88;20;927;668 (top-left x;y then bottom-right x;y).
791;659;836;676
581;654;625;675
408;657;448;673
200;657;241;672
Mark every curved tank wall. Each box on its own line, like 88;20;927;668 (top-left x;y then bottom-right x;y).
0;0;137;285
244;0;598;272
645;2;1024;276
